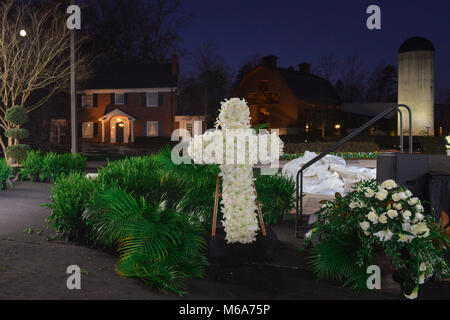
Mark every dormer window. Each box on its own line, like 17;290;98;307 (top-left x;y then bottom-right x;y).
115;93;125;105
82;94;93;108
146;92;158;107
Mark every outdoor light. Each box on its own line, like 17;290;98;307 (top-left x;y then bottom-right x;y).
118;122;125;128
335;124;341;130
19;29;27;37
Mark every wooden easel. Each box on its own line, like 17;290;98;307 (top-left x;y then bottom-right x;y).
211;175;267;237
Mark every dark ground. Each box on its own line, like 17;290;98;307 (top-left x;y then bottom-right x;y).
0;181;449;300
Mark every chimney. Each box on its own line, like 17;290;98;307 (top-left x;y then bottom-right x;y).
298;62;311;74
261;55;279;68
171;53;179;76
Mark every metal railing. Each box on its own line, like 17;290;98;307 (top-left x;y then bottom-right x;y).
295;104;413;236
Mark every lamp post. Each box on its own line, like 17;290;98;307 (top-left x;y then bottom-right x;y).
66;4;81;154
335;123;341;136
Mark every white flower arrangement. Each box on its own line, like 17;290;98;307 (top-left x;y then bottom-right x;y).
187;98;284;244
304;178;450;299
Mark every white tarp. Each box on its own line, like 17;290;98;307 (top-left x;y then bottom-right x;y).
282;151;376;196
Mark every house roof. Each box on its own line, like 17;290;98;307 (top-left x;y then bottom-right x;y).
341;103;398;119
84;64;177;90
274;67;341;105
100;107;136;121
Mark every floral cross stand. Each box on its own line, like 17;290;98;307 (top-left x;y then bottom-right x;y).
188;98;283;264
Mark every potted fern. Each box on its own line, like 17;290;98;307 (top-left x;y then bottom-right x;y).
303;179;450;299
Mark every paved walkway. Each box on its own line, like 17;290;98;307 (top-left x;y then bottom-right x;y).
1;181;448;300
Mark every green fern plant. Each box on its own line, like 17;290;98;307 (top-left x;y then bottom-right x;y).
20;150;44;181
308;237;369;291
83;187;208;295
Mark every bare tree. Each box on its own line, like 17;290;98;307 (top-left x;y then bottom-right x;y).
0;0;90;157
365;61;397;102
179;43;232;125
140;0;192;64
336;56;367;102
312;54;340;84
85;0;191;65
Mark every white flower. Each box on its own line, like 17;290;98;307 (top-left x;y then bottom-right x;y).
405;190;413;197
305;228;317;240
402;210;412;220
367;211;379;224
349;201;358;209
414;212;424;222
416;204;424;213
374;229;393;241
387;209;398;219
381;179;397;190
398;233;415;243
420;262;427;272
408;197;419;205
392;193;401;202
404;285;418;300
411;222;430;238
402;222;412;232
399;192;408;200
360;221;370;231
394;203;402;210
375;189;388;201
378;214;388;224
364;188;375;198
364;231;371;236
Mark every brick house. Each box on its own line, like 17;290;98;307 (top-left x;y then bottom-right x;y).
234;55;342;136
77;60;178;144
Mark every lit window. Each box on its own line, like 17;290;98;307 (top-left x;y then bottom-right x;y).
115;93;125;105
194;120;202;136
186;122;193;137
82;94;93;108
146;92;158;107
82;122;94;138
146;121;158;136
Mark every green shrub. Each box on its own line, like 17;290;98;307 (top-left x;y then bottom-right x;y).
4;128;29;140
0;159;13;189
6;144;31;161
20;150;44;181
5;106;29;125
43;172;97;243
83;188;207;295
255;173;295;224
39;152;86;183
97;156;164;201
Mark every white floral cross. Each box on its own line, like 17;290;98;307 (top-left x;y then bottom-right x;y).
188;98;283;244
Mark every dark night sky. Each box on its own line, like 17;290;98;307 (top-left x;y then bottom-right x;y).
179;0;450;96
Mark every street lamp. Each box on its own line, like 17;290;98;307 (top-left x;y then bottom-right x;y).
66;4;81;155
335;124;341;136
19;29;27;37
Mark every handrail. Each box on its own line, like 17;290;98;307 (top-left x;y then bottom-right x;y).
295;104;412;236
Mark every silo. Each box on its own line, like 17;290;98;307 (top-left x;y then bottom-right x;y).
398;37;435;136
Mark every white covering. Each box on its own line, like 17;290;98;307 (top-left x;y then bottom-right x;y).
282;151;376;196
